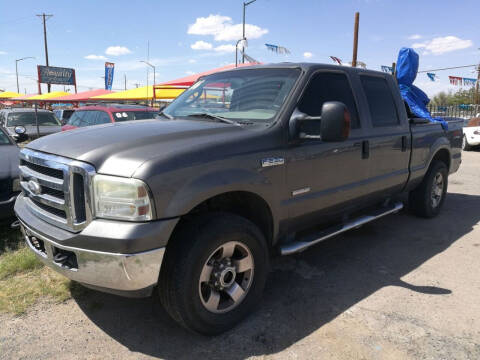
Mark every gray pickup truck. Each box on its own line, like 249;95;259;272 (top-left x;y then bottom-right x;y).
14;64;462;334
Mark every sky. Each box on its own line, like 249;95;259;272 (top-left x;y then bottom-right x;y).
0;0;479;97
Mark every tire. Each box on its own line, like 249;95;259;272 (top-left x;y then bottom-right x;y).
159;212;269;335
409;160;448;218
462;135;472;151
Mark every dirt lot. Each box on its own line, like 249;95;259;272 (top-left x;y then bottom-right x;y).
1;151;480;360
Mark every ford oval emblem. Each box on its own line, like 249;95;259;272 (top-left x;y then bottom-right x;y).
27;179;42;195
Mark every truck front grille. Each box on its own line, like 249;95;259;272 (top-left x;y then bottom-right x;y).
19;149;95;232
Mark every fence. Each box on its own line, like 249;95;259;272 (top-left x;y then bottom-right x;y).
427;104;480;119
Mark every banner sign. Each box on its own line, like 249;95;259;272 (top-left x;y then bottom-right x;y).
381;65;393;74
105;62;115;90
38;65;75;85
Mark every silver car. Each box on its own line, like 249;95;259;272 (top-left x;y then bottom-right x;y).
0;108;62;140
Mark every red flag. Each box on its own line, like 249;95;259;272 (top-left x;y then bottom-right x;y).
330;56;342;65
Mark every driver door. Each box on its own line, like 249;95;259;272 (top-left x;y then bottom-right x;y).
286;70;370;231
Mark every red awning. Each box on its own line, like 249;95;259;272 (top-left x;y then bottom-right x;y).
160;63;259;87
48;89;114;102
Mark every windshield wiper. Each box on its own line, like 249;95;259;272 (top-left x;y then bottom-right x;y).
158;110;174;120
186;113;242;126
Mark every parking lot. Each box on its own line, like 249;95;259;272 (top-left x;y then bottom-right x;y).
0;150;479;360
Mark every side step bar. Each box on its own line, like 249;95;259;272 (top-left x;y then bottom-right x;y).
280;201;404;256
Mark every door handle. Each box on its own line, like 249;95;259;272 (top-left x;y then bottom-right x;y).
362;140;369;159
401;135;408;152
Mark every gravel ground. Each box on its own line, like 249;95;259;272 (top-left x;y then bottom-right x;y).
1;151;480;360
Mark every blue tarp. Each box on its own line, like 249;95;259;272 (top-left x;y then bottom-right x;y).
396;48;448;130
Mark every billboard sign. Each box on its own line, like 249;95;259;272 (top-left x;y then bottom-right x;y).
105;62;115;90
38;65;75;85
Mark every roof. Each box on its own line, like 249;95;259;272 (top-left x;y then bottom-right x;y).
75;104;156;112
160;63;258;87
46;89;114;102
0;108;52;113
91;85;184;101
21;91;70;101
0;91;23;99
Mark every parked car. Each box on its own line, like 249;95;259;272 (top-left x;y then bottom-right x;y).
15;64;463;335
462;116;480;150
61;104;159;131
0;108;62;140
0;126;27;219
53;109;75;125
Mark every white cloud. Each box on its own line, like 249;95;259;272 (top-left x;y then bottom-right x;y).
191;40;213;50
185;70;195;75
84;54;107;60
214;44;236;53
105;46;132;56
408;34;422;40
0;51;7;55
188;59;197;63
303;52;313;59
188;14;268;42
412;36;473;55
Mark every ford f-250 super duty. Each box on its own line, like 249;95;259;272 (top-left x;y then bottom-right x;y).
14;64;462;334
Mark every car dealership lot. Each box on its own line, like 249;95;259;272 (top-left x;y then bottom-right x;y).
1;151;480;360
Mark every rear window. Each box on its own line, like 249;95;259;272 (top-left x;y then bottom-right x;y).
112;111;158;122
7;112;60;126
360;76;399;127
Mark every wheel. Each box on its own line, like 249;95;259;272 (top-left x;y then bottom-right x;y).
462;135;472;151
159;212;269;335
409;160;448;218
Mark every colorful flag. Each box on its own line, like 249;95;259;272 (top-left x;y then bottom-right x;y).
105;62;114;90
427;73;437;81
265;43;290;55
330;56;342;65
381;65;393;74
463;78;477;86
448;76;463;86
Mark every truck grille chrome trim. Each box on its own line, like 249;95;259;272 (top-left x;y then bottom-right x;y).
19;148;96;232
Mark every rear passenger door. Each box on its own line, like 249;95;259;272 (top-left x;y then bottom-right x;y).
358;74;410;197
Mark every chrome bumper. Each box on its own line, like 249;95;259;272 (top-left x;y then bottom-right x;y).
19;220;165;296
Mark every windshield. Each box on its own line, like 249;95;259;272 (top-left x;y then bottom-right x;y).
164;68;300;124
7;112;61;127
113;111;159;122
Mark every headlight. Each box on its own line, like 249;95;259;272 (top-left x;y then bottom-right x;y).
93;175;153;221
12;178;21;192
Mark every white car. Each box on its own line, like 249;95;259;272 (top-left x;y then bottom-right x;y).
462;114;480;151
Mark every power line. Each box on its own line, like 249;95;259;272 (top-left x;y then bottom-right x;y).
418;64;477;73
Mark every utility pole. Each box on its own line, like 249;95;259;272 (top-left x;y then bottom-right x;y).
352;12;360;68
475;64;480;106
124;74;127;90
37;13;53;92
242;0;256;63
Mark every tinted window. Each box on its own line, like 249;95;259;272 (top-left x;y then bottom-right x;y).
0;129;11;145
67;111;97;127
7;112;60;126
360;76;399;127
95;111;111;125
298;72;360;128
113;111;158;122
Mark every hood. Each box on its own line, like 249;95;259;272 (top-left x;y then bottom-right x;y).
0;145;20;180
26;119;248;177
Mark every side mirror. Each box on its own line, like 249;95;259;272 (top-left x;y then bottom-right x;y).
289;108;322;140
320;101;351;142
13;126;28;143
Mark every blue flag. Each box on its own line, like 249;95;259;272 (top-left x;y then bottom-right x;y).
105;62;114;90
427;73;436;81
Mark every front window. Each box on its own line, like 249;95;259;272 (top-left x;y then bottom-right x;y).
7;112;61;127
113;111;159;122
0;129;11;145
164;68;300;124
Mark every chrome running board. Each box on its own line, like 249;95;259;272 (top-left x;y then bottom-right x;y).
280;202;404;256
